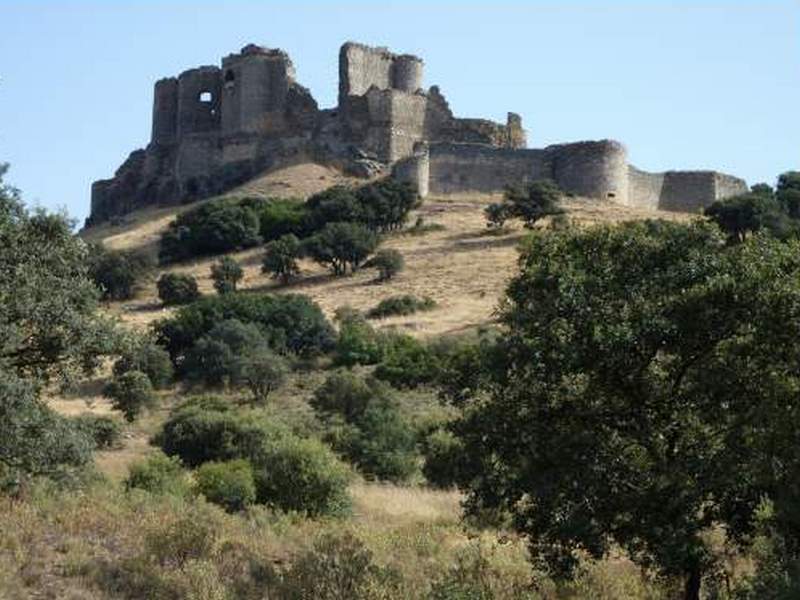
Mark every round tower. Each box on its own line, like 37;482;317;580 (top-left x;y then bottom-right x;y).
391;142;429;198
151;77;178;145
392;55;424;93
551;140;628;203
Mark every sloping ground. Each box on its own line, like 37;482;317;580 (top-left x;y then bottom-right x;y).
93;185;692;338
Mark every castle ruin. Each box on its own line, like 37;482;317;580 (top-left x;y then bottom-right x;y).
88;41;747;225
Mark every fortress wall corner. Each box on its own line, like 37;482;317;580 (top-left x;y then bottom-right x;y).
714;173;749;201
392;142;430;198
627;165;664;209
549;140;628;202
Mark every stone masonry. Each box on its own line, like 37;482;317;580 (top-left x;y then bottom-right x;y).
88;41;745;225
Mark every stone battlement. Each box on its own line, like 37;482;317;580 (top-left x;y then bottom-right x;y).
88;41;745;226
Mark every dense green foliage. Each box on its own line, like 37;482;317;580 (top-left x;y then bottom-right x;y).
125;452;190;497
362;248;405;281
451;220;800;598
421;428;464;489
239;345;289;403
367;294;436;319
210;256;244;294
113;337;174;388
262;234;302;284
332;308;386;367
194;459;256;512
0;164;120;487
374;334;441;389
250;197;310;241
156;272;201;306
484;202;511;229
154;292;336;363
494;179;564;228
71;414;123;450
156;399;351;516
103;370;157;422
159;198;261;263
87;243;153;301
311;371;390;424
303;222;379;276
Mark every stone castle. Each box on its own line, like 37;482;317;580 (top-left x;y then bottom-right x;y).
88;41;747;225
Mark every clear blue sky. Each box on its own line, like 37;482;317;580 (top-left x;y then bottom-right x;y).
1;1;797;224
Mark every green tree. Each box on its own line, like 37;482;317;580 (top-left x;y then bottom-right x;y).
87;243;153;301
210;256;243;295
362;249;404;282
777;171;800;219
239;346;289;404
504;179;563;228
262;233;302;284
0;164;119;487
451;221;800;600
303;222;379;276
354;177;418;232
104;370;157;422
194;459;256;512
704;192;788;243
157;272;201;306
311;371;390;424
484;202;510;229
113;336;173;388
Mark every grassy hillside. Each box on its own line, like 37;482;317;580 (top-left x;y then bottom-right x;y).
12;163;707;599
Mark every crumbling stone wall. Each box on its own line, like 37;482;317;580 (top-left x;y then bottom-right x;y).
88;40;746;226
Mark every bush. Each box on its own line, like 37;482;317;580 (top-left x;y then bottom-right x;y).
154;292;336;363
157;272;201;306
182;319;268;387
159;198;262;263
113;338;173;388
484;202;510;229
311;371;391;423
194;459;256;512
303;222;379;276
374;334;441;389
333;308;385;367
239;346;289;404
354;177;418;232
421;428;464;488
281;532;401;599
71;414;123;450
250;434;351;517
363;249;404;281
156;399;282;467
262;234;302;284
304;185;367;233
367;294;436;319
88;243;153;301
104;370;157;422
254;198;309;241
504;179;563;228
336;399;418;483
125;452;190;496
210;256;243;295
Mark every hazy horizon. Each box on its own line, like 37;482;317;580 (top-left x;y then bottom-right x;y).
2;1;797;223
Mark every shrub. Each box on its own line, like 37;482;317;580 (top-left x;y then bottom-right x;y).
374;334;441;389
255;198;309;241
159;198;262;263
88;243;153;301
210;256;243;295
333;308;385;367
337;399;419;483
504;179;563;228
281;532;401;599
363;249;404;281
262;234;302;284
239;346;289;404
250;434;351;517
154;292;336;363
71;414;123;450
311;371;391;423
484;202;510;229
125;452;190;496
367;294;436;319
303;222;379;276
195;459;256;512
182;319;270;387
156;400;283;467
354;177;418;232
113;338;174;388
157;272;201;306
104;370;157;422
304;185;367;232
421;428;464;488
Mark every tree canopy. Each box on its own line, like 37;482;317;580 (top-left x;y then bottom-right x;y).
451;220;800;599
